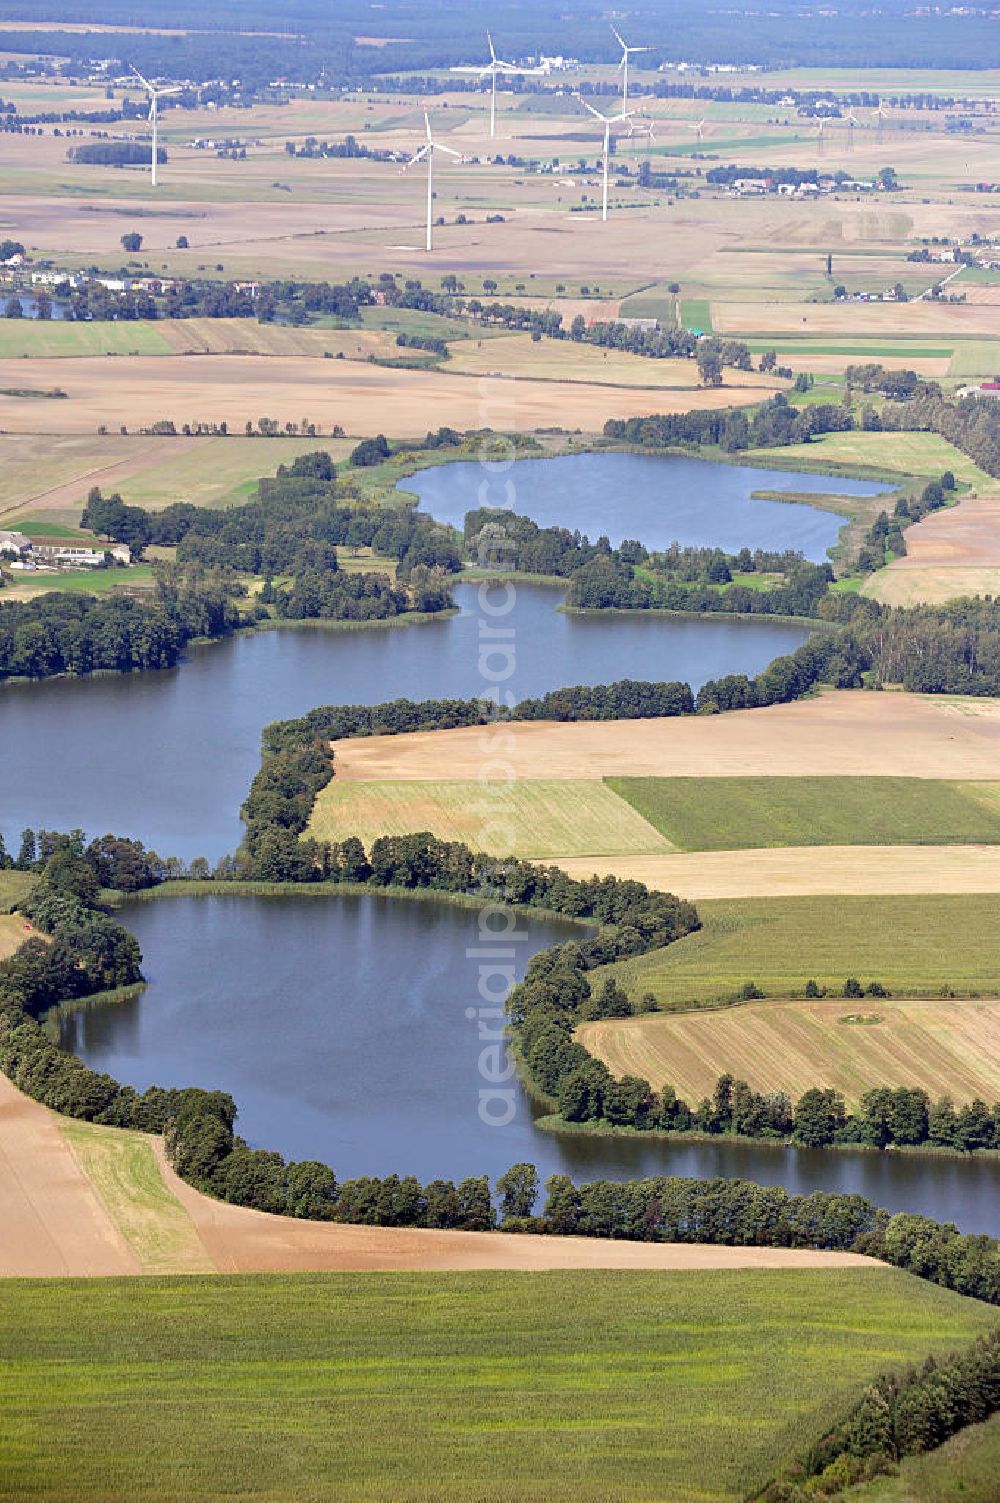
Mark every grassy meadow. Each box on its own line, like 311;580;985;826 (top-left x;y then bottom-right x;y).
0;1268;993;1503
847;1414;1000;1503
595;894;1000;1006
0;564;155;599
752;431;995;487
608;775;1000;850
0;319;172;359
0;870;35;912
579;996;1000;1109
56;1119;212;1276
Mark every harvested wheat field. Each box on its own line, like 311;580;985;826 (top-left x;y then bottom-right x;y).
0;354;770;437
865;494;1000;604
0;433;353;525
331;691;1000;783
714;299;1000;339
0;1073;874;1277
554;845;1000;897
308;777;672;858
444;332;783;391
868;566;1000;606
579;997;1000;1111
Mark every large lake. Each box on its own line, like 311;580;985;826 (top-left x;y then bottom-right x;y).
0;582;806;862
59;893;1000;1236
404;451;892;560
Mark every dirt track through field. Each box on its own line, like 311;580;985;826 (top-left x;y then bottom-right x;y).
332;691;1000;782
0;1073;876;1276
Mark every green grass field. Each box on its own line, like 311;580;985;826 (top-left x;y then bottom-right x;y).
595;893;1000;1006
0;1268;992;1503
848;1413;1000;1502
680;298;714;333
0;319;173;358
2;564;155;597
0;870;36;912
751;431;994;487
607;776;1000;850
308;778;671;859
57;1119;212;1275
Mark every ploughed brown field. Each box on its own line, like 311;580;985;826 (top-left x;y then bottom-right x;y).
579;997;1000;1111
330;691;1000;782
0;1073;876;1278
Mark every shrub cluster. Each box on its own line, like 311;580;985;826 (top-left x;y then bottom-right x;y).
764;1328;1000;1499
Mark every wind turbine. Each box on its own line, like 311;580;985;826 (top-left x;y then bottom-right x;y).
816;117;826;157
875;101;888;144
845;110;859;151
573;93;634;222
131;67;181;188
402;112;463;252
450;32;540;139
611;24;650;112
690;118;706;145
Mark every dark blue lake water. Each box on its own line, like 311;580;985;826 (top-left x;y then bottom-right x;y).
405;450;891;560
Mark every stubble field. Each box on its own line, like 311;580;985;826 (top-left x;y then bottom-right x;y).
0;352;772;436
579;996;1000;1109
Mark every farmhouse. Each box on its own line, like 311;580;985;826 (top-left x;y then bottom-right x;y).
0;530;30;559
28;539;131;567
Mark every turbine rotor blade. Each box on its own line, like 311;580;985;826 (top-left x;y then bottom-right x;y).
573;92;605;121
130;65;153;91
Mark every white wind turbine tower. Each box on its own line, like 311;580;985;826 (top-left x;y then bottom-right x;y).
845;109;859;152
403;112;463;251
690;118;706;145
573;93;634;222
611;24;650;112
450;32;538;139
131;67;181;188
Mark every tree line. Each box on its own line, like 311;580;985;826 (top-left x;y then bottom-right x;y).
605;381;1000;488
